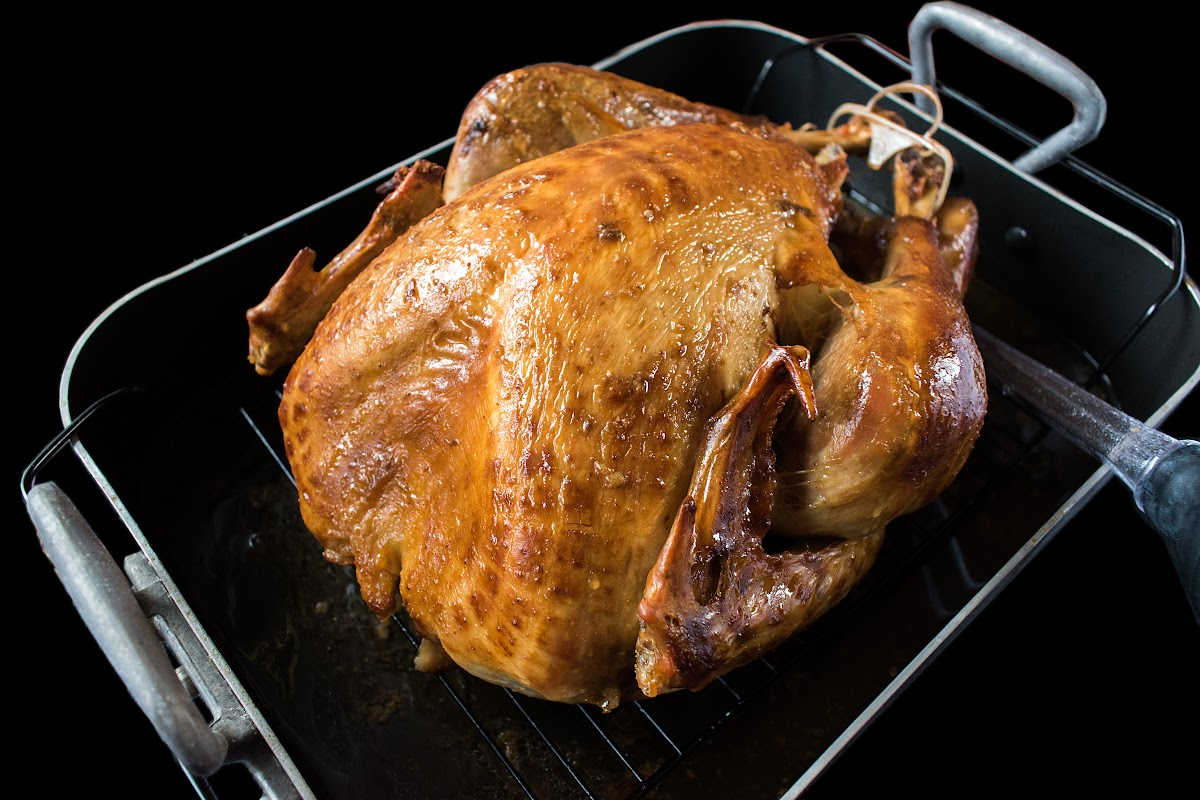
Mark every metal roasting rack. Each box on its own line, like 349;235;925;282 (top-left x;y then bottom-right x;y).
25;11;1197;800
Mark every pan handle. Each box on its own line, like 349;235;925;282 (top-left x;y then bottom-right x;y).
908;1;1107;173
26;481;229;776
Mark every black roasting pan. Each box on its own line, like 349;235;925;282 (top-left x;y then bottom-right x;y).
23;7;1200;799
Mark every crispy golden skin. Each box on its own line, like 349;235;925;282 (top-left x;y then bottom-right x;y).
443;63;786;202
280;122;985;704
771;199;986;538
249;64;880;376
635;344;886;696
281;124;846;705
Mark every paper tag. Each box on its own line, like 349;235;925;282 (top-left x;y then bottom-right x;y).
867;122;920;170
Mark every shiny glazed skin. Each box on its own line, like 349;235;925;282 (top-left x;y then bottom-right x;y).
635;200;985;695
772;199;987;538
249;64;793;378
281;124;846;706
443;63;783;202
280;120;987;705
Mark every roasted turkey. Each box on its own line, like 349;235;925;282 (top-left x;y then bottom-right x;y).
260;65;987;707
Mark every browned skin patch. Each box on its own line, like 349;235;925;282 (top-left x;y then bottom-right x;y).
635;199;984;696
443;63;818;203
772;200;986;539
252;63;858;380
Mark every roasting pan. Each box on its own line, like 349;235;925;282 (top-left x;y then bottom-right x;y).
25;7;1199;799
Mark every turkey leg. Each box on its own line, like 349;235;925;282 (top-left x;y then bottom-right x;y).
771;198;985;540
635;197;983;695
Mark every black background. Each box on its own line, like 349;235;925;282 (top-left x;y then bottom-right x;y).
11;3;1198;797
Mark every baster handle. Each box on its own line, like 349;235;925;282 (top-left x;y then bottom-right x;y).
1135;442;1200;621
974;325;1200;623
908;1;1107;173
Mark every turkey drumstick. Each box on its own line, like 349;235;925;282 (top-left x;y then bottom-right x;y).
636;198;984;695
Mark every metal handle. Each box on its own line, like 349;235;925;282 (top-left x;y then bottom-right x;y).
26;481;228;775
908;1;1107;173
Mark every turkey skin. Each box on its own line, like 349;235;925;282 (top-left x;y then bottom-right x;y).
278;122;984;705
